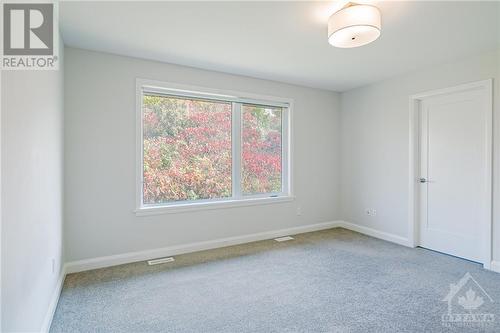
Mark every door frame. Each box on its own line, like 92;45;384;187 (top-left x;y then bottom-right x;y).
408;79;493;269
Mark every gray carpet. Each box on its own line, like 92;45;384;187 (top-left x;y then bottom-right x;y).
51;228;500;332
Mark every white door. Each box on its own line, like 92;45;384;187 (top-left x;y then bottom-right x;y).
418;83;491;264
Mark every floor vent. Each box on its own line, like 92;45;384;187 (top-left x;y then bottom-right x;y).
148;257;175;265
274;236;294;242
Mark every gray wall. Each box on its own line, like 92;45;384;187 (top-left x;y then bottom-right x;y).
340;49;500;260
64;48;341;262
1;53;64;330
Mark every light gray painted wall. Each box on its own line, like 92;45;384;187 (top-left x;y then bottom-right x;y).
1;52;64;331
340;49;500;260
64;47;341;262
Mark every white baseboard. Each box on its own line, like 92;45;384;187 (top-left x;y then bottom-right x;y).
65;220;414;274
490;261;500;274
65;221;342;274
40;266;67;333
336;220;411;247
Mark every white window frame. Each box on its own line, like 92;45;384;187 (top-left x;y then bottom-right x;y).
135;78;294;216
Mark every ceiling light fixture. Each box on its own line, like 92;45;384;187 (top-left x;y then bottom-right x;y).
328;3;381;48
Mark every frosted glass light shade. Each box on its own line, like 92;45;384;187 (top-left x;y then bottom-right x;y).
328;4;381;48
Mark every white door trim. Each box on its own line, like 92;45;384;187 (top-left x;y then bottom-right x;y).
408;79;493;269
0;70;3;330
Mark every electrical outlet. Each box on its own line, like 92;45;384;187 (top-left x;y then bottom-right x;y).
365;209;377;216
296;206;302;216
371;209;377;216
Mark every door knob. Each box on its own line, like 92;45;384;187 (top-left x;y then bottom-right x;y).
419;178;427;183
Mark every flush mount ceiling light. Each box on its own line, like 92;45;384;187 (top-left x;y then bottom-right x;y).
328;3;381;48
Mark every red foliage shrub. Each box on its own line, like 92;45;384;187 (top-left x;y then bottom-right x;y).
143;95;282;204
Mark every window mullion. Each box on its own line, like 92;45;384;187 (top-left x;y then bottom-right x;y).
232;102;242;199
282;108;289;195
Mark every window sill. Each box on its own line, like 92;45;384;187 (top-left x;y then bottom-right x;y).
134;196;295;216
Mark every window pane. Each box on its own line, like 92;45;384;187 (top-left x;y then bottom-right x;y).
143;94;232;204
242;104;282;195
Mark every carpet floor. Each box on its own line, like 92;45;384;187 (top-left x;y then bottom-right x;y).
51;228;500;332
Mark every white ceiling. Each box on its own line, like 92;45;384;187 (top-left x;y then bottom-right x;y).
60;1;500;92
